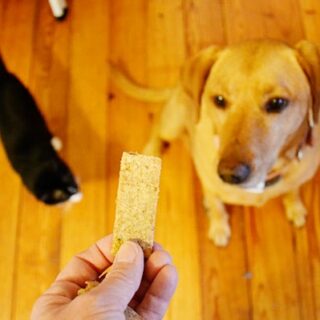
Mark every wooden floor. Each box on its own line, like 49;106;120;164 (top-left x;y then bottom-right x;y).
0;0;320;319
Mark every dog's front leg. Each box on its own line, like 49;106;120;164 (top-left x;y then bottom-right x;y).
283;189;307;227
203;192;231;246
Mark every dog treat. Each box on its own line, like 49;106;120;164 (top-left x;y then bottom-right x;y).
112;152;162;258
77;152;161;320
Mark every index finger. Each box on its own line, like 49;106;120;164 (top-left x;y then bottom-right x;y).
47;235;114;300
58;235;113;280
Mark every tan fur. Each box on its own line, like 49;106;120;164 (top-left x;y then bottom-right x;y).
110;40;320;246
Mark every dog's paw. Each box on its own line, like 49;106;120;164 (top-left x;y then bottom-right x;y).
286;202;307;227
51;137;63;151
39;186;82;205
208;220;231;247
33;158;81;205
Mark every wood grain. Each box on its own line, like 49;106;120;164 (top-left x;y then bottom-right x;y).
0;0;320;319
12;2;65;318
0;1;37;319
60;0;109;265
299;3;320;318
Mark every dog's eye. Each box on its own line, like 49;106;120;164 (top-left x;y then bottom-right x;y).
265;97;289;113
213;95;227;109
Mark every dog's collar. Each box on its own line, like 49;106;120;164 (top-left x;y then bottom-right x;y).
244;108;315;194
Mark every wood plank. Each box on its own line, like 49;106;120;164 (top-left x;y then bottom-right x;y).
11;2;66;318
223;0;266;44
0;151;20;320
60;0;109;266
182;2;251;320
146;0;185;84
223;1;306;319
298;0;320;43
292;180;318;320
146;3;203;319
0;1;3;40
107;0;159;233
197;191;251;319
158;144;202;320
261;0;304;43
245;204;301;320
299;1;320;318
13;201;63;320
290;1;320;318
182;0;225;52
309;173;320;318
1;1;320;319
108;2;202;319
223;0;303;45
0;1;37;319
0;1;36;79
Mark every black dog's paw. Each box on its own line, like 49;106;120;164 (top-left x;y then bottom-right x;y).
33;159;82;205
38;184;81;205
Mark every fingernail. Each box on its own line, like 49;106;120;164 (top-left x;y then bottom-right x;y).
115;241;139;263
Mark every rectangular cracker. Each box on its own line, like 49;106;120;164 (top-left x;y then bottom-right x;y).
111;152;162;258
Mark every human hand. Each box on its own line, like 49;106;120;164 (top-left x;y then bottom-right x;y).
31;235;178;320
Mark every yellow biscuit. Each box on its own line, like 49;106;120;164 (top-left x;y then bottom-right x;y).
111;152;162;258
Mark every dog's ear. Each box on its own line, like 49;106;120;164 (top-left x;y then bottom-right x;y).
180;46;222;105
295;40;320;125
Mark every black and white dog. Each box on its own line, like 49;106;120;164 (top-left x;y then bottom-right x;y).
0;57;81;205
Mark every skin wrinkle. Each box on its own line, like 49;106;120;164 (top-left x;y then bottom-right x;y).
144;250;173;280
40;291;73;303
56;257;99;289
94;242;114;262
134;252;173;302
73;255;102;275
49;280;81;299
136;265;178;319
138;300;165;320
137;294;168;318
130;280;150;307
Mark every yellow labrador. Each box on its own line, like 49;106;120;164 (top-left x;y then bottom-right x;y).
110;40;320;246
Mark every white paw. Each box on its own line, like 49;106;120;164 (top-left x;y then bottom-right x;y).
208;220;231;247
286;203;307;227
51;137;63;151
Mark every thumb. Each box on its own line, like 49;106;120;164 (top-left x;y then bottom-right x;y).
94;241;144;313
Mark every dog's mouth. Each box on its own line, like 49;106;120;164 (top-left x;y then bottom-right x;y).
243;174;282;193
242;160;286;193
215;122;311;194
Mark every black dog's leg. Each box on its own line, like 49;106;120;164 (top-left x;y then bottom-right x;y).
0;57;81;204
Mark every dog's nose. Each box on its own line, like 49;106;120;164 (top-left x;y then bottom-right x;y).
218;160;251;184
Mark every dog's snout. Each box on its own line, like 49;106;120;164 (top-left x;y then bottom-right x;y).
218;160;251;184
